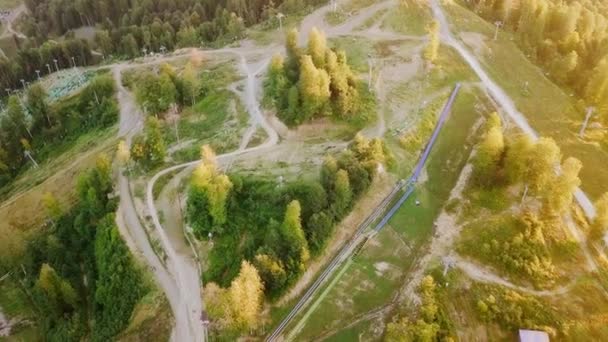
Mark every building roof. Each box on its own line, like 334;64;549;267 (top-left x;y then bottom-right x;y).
519;329;550;342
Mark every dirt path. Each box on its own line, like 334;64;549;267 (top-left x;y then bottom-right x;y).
0;307;11;337
112;63;202;342
399;161;474;305
452;255;573;296
0;4;27;39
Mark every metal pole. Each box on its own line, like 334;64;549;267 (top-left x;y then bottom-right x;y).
46;63;52;74
174;119;180;144
494;21;502;41
35;70;41;80
579;107;595;138
367;55;373;91
24;151;39;168
53;59;59;72
71;56;76;68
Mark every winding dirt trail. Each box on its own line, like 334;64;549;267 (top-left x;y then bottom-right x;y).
0;4;27;39
452;255;573;296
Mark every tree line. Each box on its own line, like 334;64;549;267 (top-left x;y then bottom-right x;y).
0;74;118;189
2;0;326;95
188;136;392;334
264;27;372;127
465;0;608;122
0;38;93;93
2;155;146;340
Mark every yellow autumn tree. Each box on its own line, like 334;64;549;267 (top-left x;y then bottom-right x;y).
308;27;327;68
543;157;582;216
228;260;265;331
191;145;232;227
591;193;608;239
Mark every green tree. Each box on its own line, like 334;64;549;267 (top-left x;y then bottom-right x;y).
135;72;177;114
177;25;199;47
7;95;31;140
36;263;78;314
280;200;310;275
188;145;233;235
254;254;287;297
94;214;145;341
121;33;139;58
331;169;353;219
265;54;288;107
95;30;114;56
27;83;51;129
285;28;300;81
181;62;200;106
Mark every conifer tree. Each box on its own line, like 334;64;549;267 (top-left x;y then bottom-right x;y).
308;27;327;68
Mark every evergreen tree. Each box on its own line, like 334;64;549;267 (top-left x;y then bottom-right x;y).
308;27;327;68
36;263;78;315
27;84;51;129
280;200;310;275
298;55;330;122
265;54;288;107
331;169;353;219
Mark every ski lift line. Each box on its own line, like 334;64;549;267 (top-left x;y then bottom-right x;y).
373;83;461;233
267;84;461;341
373;184;415;233
413;83;461;183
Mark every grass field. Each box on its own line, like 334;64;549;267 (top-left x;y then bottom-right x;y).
283;87;489;340
442;1;608;200
0;35;22;58
381;2;431;36
168;89;249;163
0;0;21;9
0;127;118;264
324;0;378;26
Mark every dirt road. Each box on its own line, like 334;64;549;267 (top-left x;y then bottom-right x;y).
0;4;27;39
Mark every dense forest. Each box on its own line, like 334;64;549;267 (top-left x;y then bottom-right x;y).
0;74;118;189
0;0;325;94
187;137;391;332
265;27;374;127
0;155;146;340
464;0;608;121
